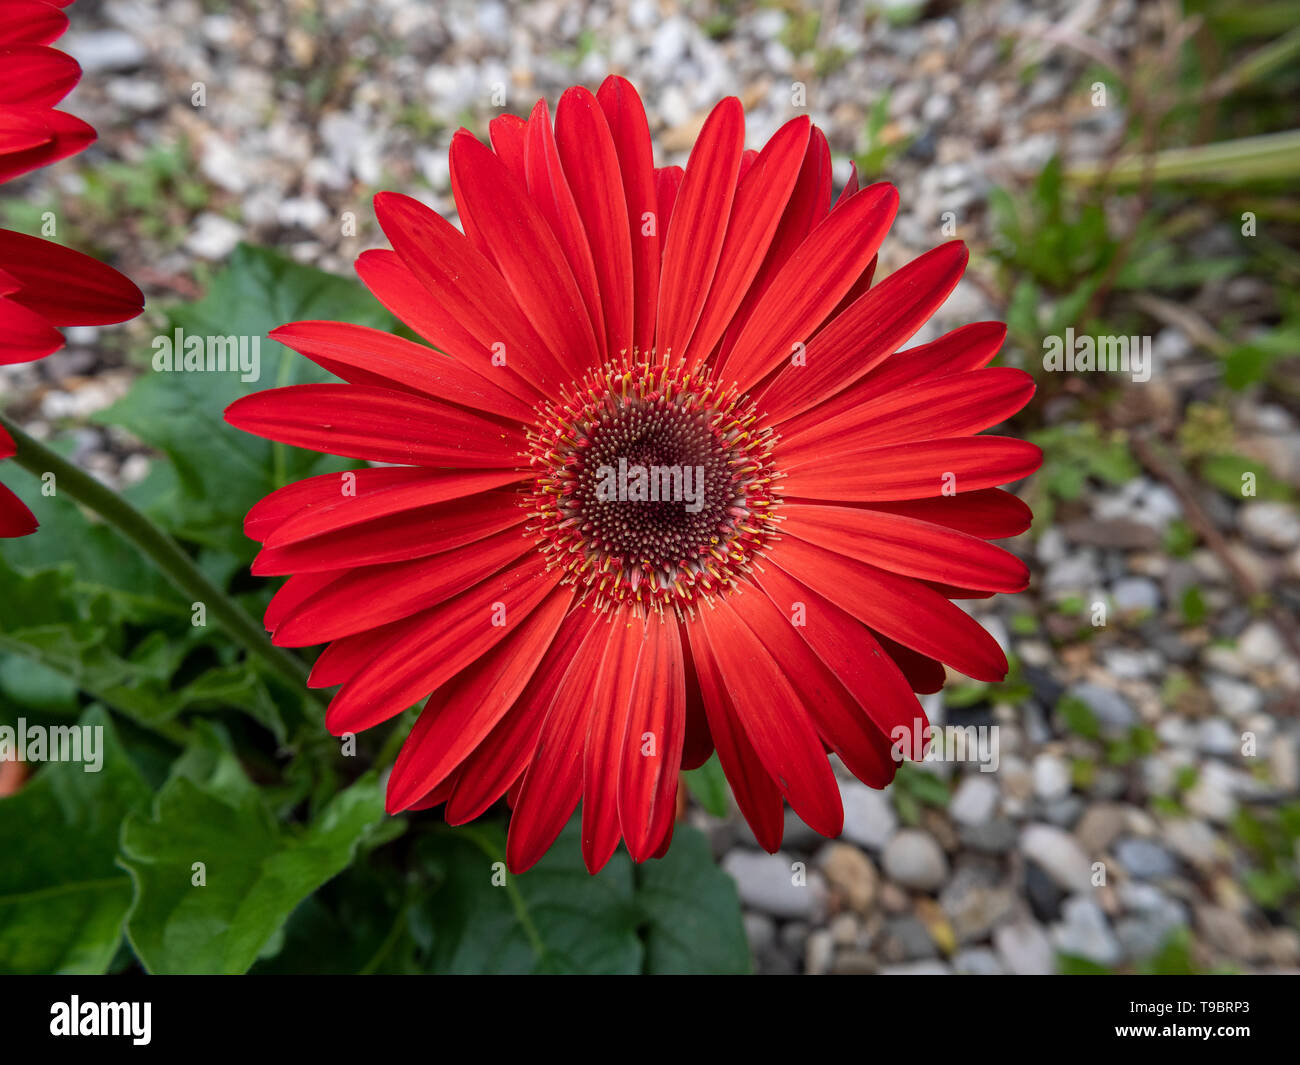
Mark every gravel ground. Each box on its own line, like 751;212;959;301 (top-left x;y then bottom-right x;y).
3;0;1297;974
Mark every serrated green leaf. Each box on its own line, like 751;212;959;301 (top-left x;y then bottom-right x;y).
119;754;385;974
0;707;150;974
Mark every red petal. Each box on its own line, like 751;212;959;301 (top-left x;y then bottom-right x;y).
269;320;535;423
773;535;1009;682
324;554;559;735
0;2;68;45
681;116;810;369
450;129;599;377
731;578;904;788
654;165;683;241
597;76;660;354
263;570;345;633
252;491;523;575
506;619;608;873
488;112;528;184
686;620;784;851
243;465;517;542
224;383;523;467
0;45;79;106
760;241;969;425
694;599;843;836
272;526;531;645
445;606;600;824
0;292;61;363
859;489;1033;540
780;366;1036;459
781;503;1030;592
0;479;37;537
757;563;926;746
0;106;93;182
780;435;1043;501
712;126;832;366
0;230;142;326
523;99;605;361
385;584;573;812
556;86;634;358
371;193;572;393
718;182;899;389
655;96;744;359
581;614;642;873
617;616;686;862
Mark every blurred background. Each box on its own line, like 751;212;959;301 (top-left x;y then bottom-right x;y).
2;0;1298;974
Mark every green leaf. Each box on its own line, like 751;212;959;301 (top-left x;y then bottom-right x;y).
96;243;395;555
684;753;731;817
0;707;150;974
416;818;749;974
119;747;386;974
635;824;750;974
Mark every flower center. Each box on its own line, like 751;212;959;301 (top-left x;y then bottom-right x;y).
525;357;781;618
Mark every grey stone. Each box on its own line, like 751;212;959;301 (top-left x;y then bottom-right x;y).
994;920;1056;975
1032;753;1072;801
1238;501;1300;550
723;851;818;919
952;947;1005;975
949;774;999;826
1114;837;1178;880
1112;576;1161;614
882;829;949;891
1053;896;1122;966
1021;823;1093;892
839;780;898;850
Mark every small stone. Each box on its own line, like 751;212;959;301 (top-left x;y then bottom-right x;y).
804;929;834;975
743;912;775;954
940;866;1015;943
882;829;949;892
1114;837;1178;880
1075;803;1127;855
1053;895;1122;966
185;213;243;260
1112;576;1161;614
993;920;1056;975
1024;861;1065;923
1184;762;1239;823
1197;717;1240;757
1021;823;1093;893
1238;621;1285;667
958;816;1018;854
1032;753;1072;801
952;947;1005;974
878;916;938;962
876;959;951;975
1196;905;1253;957
819;843;878;914
723;851;820;919
1162;818;1223;870
1238;501;1300;550
1207;674;1263;719
949;774;999;826
839;780;898;850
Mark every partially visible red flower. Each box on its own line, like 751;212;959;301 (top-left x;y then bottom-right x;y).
0;424;37;536
0;0;93;183
226;79;1041;873
0;0;144;536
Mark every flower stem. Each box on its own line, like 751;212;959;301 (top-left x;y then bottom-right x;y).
1;414;312;695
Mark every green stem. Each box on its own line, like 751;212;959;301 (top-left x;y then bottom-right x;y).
1;414;312;696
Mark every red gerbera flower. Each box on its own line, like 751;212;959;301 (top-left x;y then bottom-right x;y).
0;0;144;536
226;78;1042;874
